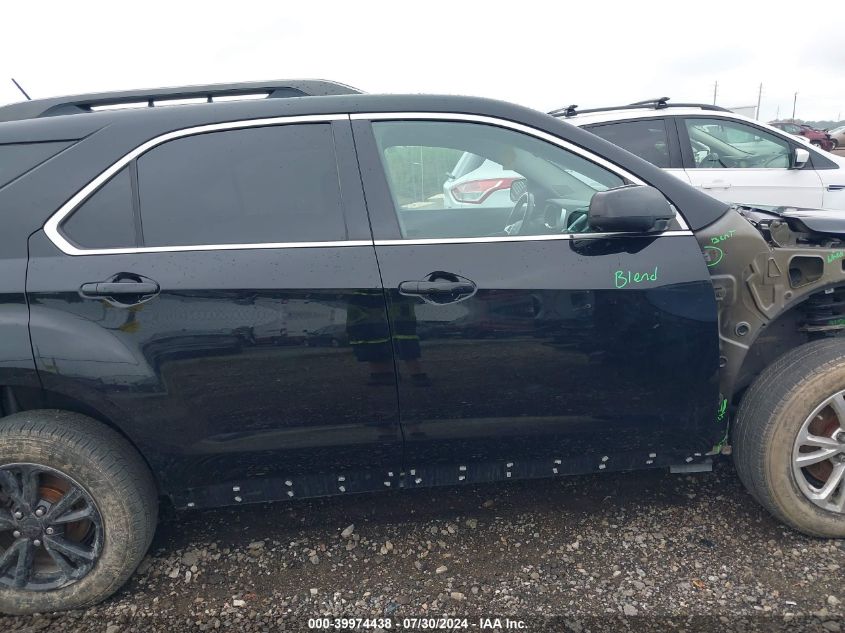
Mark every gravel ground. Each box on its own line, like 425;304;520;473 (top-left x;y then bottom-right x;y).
1;459;843;633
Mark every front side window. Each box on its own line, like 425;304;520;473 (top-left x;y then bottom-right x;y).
372;121;628;239
588;119;672;168
684;118;790;169
137;124;345;246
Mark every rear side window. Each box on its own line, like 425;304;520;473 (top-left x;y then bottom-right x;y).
0;141;72;189
62;166;137;248
136;124;345;246
588;120;672;168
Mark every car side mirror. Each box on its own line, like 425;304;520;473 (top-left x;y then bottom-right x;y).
791;147;810;169
587;185;675;233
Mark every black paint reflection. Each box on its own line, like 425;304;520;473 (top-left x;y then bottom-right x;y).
374;235;721;466
26;239;402;490
346;291;428;386
0;259;40;391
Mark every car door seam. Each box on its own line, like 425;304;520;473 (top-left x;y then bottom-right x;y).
346;115;406;449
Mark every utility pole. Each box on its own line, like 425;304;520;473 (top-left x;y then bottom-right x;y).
756;83;763;120
792;91;798;120
776;105;780;120
713;81;718;105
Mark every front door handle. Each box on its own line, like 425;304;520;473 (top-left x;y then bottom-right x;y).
701;181;732;190
399;280;476;296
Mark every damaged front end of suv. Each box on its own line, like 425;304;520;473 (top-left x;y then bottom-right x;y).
699;205;845;528
700;205;845;402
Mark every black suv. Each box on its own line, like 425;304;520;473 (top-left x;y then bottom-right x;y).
1;80;845;614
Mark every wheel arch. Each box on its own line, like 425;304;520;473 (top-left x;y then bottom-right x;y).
0;382;163;497
731;285;845;402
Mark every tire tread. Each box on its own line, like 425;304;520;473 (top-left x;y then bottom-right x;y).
0;409;158;612
733;338;845;536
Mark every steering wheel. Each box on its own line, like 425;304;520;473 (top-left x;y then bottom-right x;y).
504;192;535;235
566;210;589;234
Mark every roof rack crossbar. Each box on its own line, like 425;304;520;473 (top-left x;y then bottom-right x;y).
547;103;579;118
628;97;670;108
0;79;363;123
548;98;731;119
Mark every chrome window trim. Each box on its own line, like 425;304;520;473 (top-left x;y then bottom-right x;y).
52;241;375;256
374;230;692;246
53;231;693;257
352;111;690;231
44;114;349;256
45;111;693;257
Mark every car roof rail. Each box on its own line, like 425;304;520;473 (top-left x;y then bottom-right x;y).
628;97;671;108
0;79;363;123
549;97;732;118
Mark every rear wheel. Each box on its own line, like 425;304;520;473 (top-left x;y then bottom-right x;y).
734;339;845;537
810;140;824;149
0;410;157;614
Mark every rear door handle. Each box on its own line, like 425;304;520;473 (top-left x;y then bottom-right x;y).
80;281;160;297
399;280;476;296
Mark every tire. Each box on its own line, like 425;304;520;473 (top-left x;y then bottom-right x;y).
810;140;823;148
733;339;845;537
0;410;157;614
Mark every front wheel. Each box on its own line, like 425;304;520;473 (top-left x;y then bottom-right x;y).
733;339;845;537
0;410;157;614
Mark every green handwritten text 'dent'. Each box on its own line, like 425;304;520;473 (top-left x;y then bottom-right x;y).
827;251;844;264
614;267;658;289
710;230;736;245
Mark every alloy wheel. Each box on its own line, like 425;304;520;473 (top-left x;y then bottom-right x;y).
792;391;845;514
0;464;103;591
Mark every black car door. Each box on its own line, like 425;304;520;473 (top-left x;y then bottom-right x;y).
26;117;402;507
352;114;720;484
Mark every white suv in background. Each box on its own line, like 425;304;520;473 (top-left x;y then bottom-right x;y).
442;152;520;208
554;99;845;210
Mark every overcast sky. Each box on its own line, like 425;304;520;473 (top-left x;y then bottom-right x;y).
1;1;842;122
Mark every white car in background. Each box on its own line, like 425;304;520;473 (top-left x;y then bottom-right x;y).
555;99;845;211
443;149;614;210
442;100;845;211
442;152;520;208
